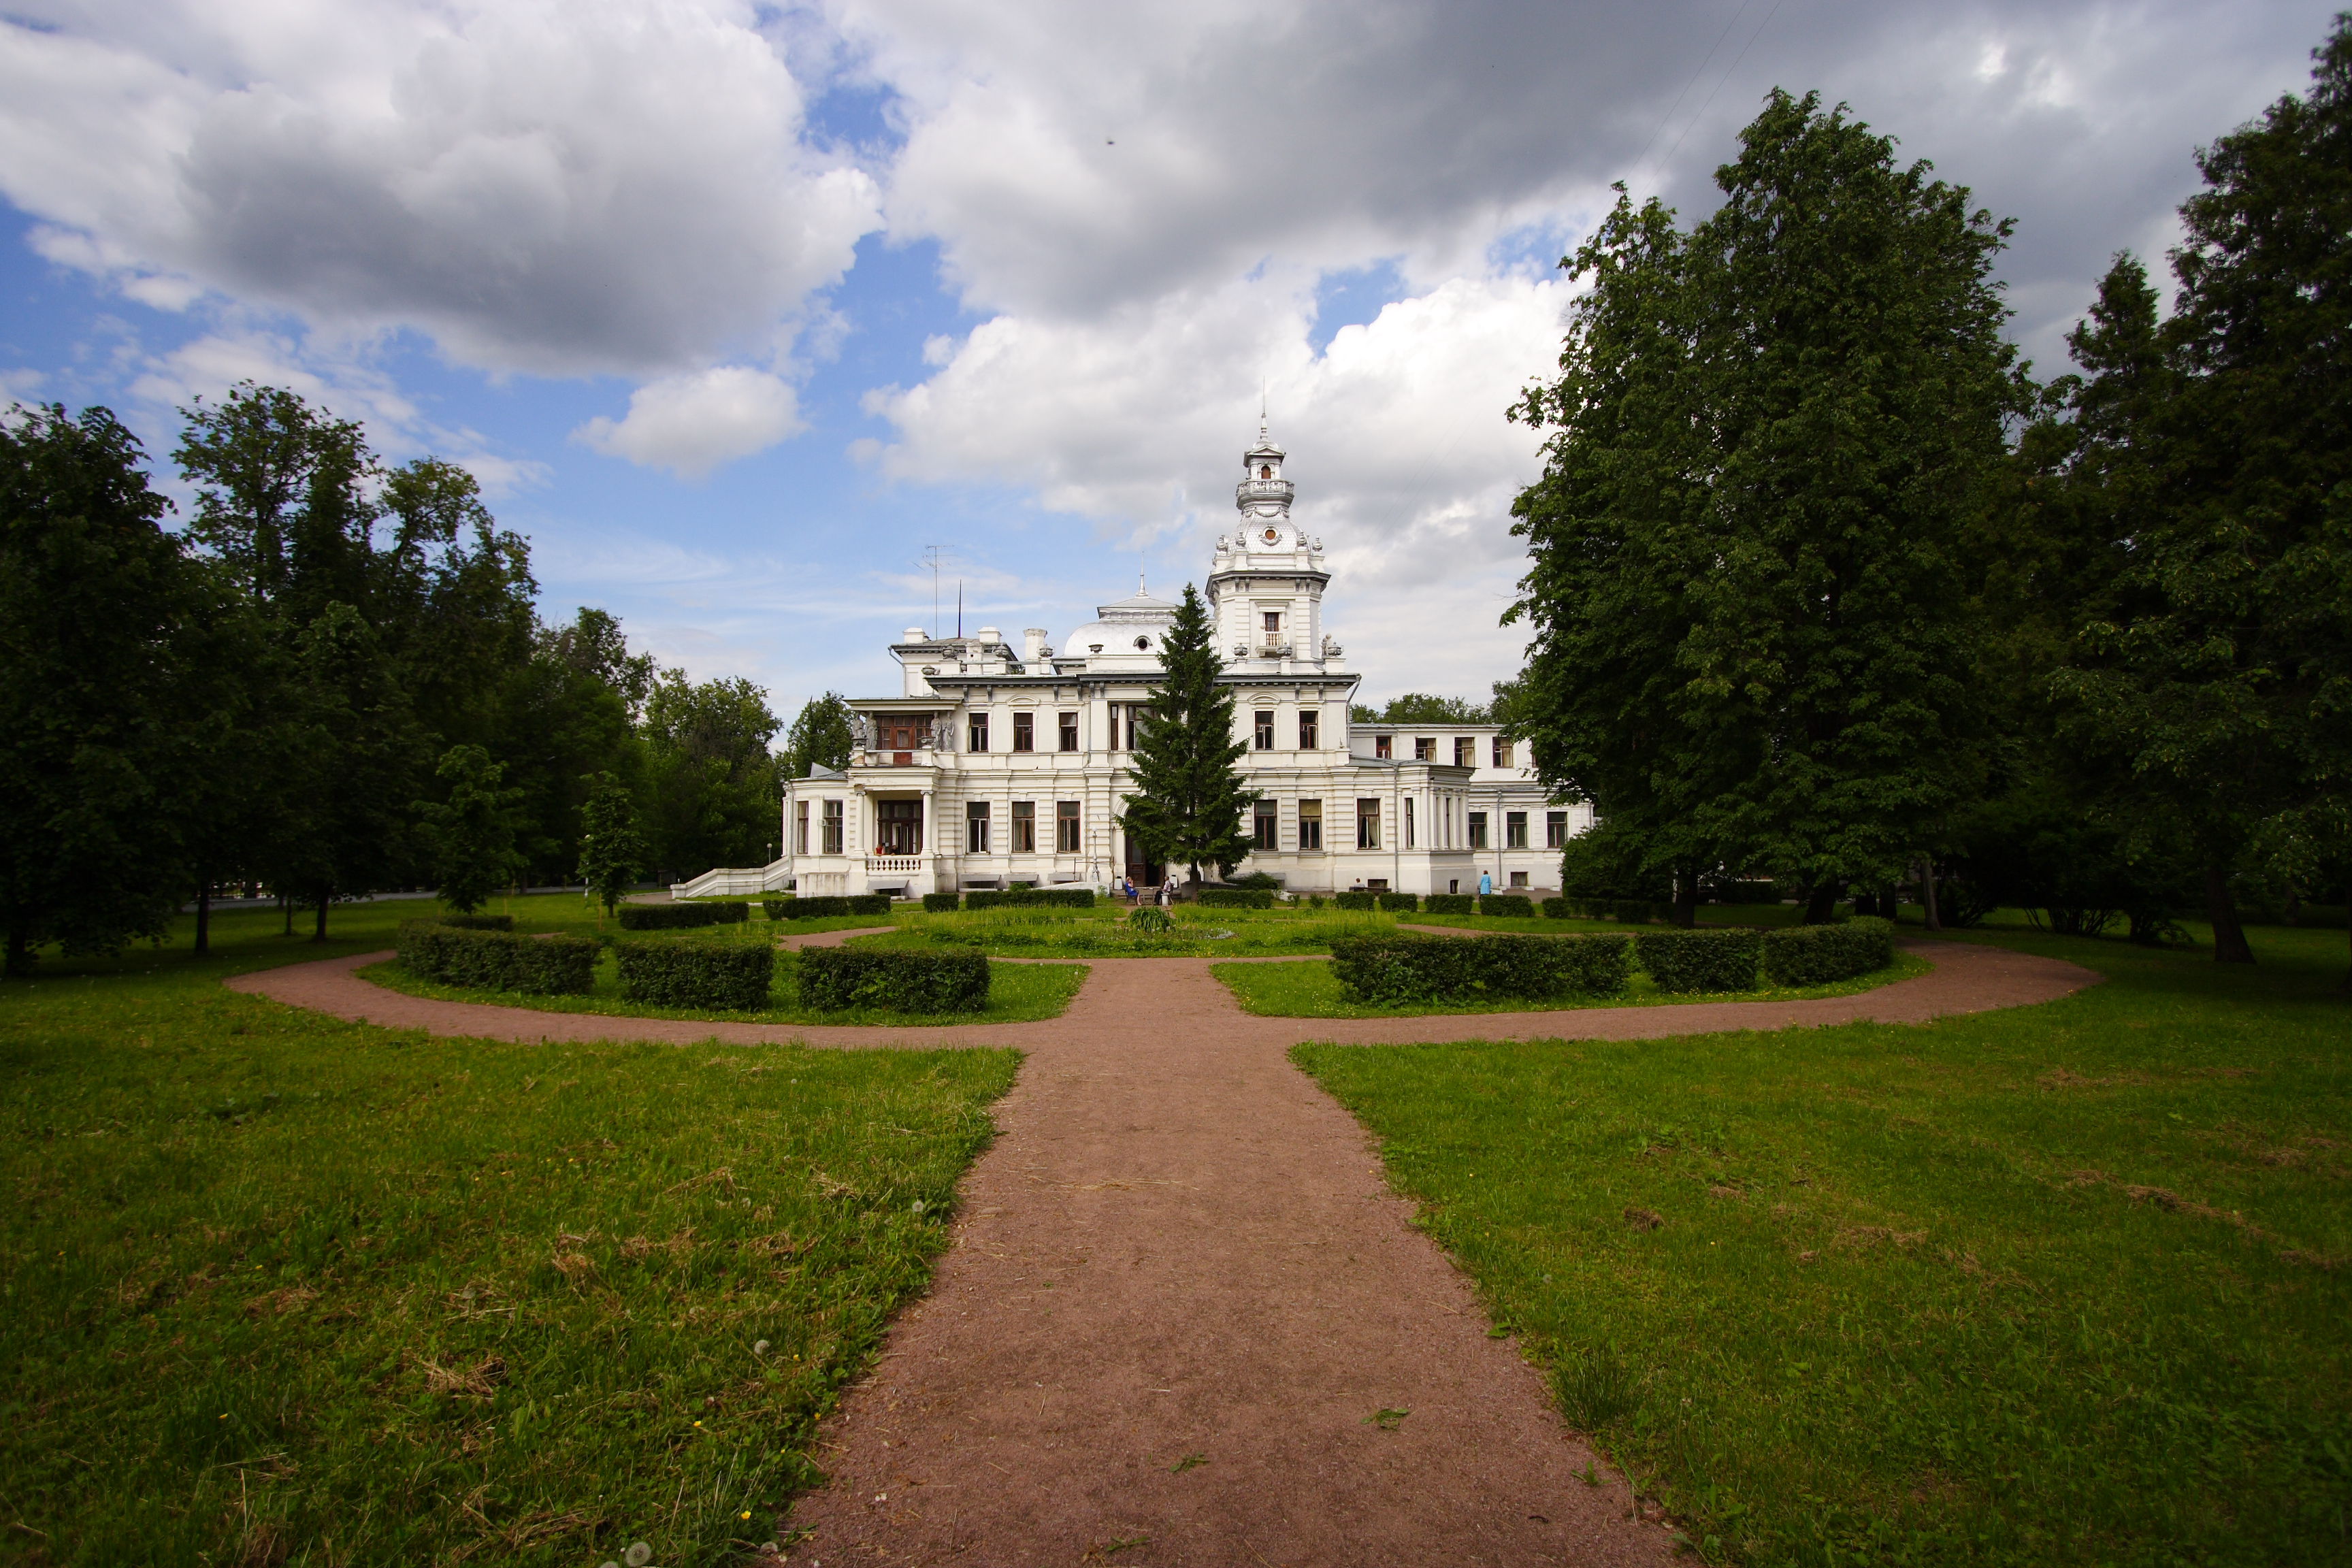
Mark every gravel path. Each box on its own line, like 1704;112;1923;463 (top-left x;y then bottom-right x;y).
227;938;2097;1565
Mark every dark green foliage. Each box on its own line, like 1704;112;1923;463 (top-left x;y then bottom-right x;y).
641;671;783;881
1230;870;1284;891
1480;895;1535;917
434;913;513;931
1334;892;1377;911
395;920;595;994
1708;879;1780;904
1116;583;1258;882
1760;916;1897;986
768;894;892;920
796;948;990;1013
1198;887;1276;909
1375;892;1420;913
1348;693;1492;725
413;743;524;914
0;404;192;973
1329;933;1632;1004
576;768;645;919
615;902;743;931
612;940;774;1011
922;892;961;913
964;888;1095;911
1425;894;1475;915
1541;897;1573;919
1129;906;1173;934
783;691;856;781
1634;928;1764;993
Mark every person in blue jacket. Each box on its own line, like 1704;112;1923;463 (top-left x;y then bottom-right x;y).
1478;871;1492;897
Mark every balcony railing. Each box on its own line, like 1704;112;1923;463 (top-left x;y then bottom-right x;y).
867;855;924;872
1235;478;1294;506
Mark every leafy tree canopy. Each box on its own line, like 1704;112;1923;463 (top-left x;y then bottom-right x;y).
783;691;857;780
1348;693;1492;726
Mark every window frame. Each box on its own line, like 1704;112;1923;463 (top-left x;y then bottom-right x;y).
1254;710;1275;750
1493;737;1512;768
1298;799;1323;851
1298;709;1318;750
1454;737;1475;767
968;713;990;752
1546;810;1567;849
1374;734;1392;759
1414;736;1435;761
1467;809;1488;849
1356;798;1381;850
1505;811;1527;849
795;801;808;855
1055;800;1081;853
1058;711;1079;752
1253;802;1278;851
821;799;843;855
1012;712;1034;752
966;800;991;853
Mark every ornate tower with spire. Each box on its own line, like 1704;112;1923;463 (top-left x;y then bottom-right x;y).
1207;412;1341;674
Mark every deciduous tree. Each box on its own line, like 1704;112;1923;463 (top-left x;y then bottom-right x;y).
415;745;525;914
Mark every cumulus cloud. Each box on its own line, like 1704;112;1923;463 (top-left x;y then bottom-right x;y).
574;365;805;478
0;0;880;375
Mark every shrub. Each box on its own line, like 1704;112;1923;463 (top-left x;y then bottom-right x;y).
1334;891;1377;911
964;887;1096;911
617;902;747;930
1376;892;1420;913
797;948;990;1013
1198;887;1275;909
1635;928;1763;993
1540;898;1573;919
1424;894;1475;915
1129;906;1173;934
1480;894;1534;917
923;892;961;913
1760;916;1896;987
614;941;774;1011
1230;871;1284;891
1328;933;1631;1004
396;921;596;995
766;895;893;920
434;913;514;931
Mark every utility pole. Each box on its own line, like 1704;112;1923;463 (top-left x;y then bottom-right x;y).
921;545;944;637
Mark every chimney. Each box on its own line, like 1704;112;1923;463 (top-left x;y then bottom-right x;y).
1024;628;1048;663
977;626;1001;647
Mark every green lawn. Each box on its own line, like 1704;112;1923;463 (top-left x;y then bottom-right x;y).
0;900;1019;1566
363;939;1087;1027
1214;949;1931;1017
1293;922;2351;1566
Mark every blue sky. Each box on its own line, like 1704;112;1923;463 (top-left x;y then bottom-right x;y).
1;0;2336;725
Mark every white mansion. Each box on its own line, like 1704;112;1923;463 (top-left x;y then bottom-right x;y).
674;425;1588;900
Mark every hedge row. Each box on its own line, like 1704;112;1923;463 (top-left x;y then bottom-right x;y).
1480;894;1534;917
1329;933;1631;1004
1332;891;1375;911
965;887;1095;911
1422;893;1472;915
1762;917;1895;986
1374;892;1418;912
922;892;961;912
1634;928;1764;993
766;895;893;919
797;948;990;1013
614;941;774;1011
434;913;514;931
618;901;747;930
1198;887;1275;909
396;921;595;995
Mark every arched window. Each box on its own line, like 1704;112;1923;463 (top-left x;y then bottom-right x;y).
1258;464;1272;479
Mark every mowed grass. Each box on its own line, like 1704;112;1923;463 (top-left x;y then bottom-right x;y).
1213;949;1931;1017
1294;924;2351;1567
0;901;1019;1566
361;937;1087;1027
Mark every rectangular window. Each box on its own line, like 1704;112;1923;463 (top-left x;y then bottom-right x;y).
1111;705;1124;751
1011;800;1036;853
1509;870;1529;888
795;802;808;855
1298;709;1319;749
966;800;990;853
1013;712;1034;751
1056;800;1081;853
1493;738;1512;768
1262;611;1281;637
1454;738;1475;767
1506;811;1528;849
1403;797;1415;848
1415;737;1435;761
1254;802;1278;851
1356;798;1382;849
878;798;923;855
821;800;843;855
1298;799;1323;851
968;713;990;751
1254;710;1275;750
1058;712;1079;751
1375;734;1392;759
1468;810;1488;849
1546;811;1567;849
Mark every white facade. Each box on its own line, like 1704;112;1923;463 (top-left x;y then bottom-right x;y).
675;425;1589;900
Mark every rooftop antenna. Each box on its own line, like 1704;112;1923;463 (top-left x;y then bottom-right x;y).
920;544;943;637
956;580;963;639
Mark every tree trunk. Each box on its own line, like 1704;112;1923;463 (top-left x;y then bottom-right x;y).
313;895;330;943
1803;882;1840;925
1918;858;1942;931
280;892;293;936
193;885;211;957
2204;864;2255;964
1672;869;1698;928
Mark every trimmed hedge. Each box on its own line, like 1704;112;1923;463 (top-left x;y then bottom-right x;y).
613;941;774;1011
1635;928;1763;994
396;921;595;995
1333;891;1377;911
1541;898;1573;919
434;913;514;931
617;901;747;930
1328;932;1631;1004
923;892;962;913
1423;893;1473;915
797;948;990;1013
1480;894;1534;918
1375;892;1420;913
766;894;892;920
1761;916;1896;987
1199;887;1275;909
965;887;1096;911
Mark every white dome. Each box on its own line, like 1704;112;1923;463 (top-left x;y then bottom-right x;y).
1064;586;1179;667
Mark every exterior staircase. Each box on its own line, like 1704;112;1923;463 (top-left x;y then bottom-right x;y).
670;858;796;899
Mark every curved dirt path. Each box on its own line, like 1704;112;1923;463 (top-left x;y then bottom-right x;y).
228;940;2097;1566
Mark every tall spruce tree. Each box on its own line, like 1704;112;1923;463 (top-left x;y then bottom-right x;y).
1117;583;1256;885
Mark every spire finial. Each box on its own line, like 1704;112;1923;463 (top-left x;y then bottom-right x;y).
1259;381;1269;443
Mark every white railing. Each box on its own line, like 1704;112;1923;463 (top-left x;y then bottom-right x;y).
866;855;924;872
670;858;795;899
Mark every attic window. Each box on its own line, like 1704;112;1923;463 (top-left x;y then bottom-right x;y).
1258;464;1272;478
1134;636;1150;650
